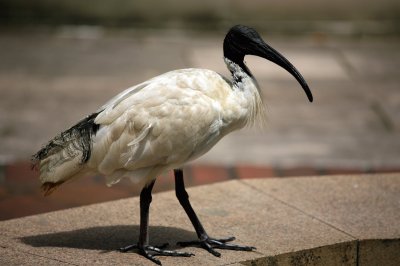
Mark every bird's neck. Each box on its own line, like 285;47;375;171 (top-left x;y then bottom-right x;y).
224;57;266;128
224;57;253;86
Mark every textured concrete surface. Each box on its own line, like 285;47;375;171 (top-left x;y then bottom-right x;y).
0;30;399;170
242;173;400;266
0;173;399;265
242;174;400;239
3;160;399;221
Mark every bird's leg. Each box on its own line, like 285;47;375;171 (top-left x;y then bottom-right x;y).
174;169;255;257
119;179;194;265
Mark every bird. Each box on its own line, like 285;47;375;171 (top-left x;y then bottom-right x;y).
32;25;313;265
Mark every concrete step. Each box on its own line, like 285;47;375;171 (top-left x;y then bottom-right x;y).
1;161;399;221
0;173;399;265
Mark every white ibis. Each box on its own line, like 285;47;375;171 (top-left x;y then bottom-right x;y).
33;25;313;265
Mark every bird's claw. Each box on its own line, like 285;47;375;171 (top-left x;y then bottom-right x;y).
177;236;255;257
119;243;194;265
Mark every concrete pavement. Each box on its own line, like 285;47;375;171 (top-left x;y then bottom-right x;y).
0;173;399;265
0;29;399;169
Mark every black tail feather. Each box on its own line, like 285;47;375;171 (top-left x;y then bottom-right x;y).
32;112;101;168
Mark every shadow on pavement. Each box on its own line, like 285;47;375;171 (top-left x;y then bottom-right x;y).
20;225;197;251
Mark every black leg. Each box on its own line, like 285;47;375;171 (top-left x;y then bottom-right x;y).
119;179;194;265
174;169;255;257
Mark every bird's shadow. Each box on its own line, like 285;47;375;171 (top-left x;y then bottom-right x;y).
20;225;196;252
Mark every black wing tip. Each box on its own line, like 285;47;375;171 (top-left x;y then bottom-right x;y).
31;111;101;167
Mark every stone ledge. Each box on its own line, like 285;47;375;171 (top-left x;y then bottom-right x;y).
0;173;399;265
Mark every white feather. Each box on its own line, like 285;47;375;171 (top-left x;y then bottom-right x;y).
35;64;264;190
86;67;263;186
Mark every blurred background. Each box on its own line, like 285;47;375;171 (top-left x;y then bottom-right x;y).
0;0;399;220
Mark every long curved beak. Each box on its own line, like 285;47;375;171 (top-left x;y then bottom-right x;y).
257;42;313;102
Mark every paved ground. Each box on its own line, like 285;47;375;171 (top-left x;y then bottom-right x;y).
3;161;398;221
0;28;399;220
1;174;399;265
0;28;399;168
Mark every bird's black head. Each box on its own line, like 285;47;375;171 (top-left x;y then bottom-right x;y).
223;25;313;102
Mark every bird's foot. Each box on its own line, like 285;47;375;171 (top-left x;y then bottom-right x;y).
119;243;194;265
177;236;255;257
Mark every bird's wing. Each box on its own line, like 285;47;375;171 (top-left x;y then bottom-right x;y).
89;69;231;185
95;79;152;123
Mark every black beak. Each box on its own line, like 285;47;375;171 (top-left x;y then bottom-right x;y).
256;42;313;102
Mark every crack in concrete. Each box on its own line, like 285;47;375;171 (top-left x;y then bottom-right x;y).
356;240;360;266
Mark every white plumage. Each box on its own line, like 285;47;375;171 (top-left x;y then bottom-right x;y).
36;61;264;191
33;25;313;264
33;25;313;197
94;64;263;186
